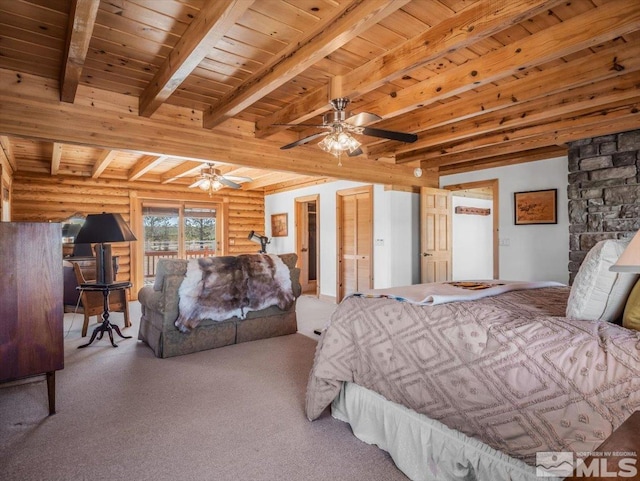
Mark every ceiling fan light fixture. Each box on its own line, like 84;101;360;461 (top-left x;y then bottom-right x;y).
318;132;361;160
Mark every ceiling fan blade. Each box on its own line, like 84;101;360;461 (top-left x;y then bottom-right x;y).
273;123;327;128
281;131;330;149
348;147;364;157
189;178;206;188
217;176;241;189
345;112;382;127
361;127;417;143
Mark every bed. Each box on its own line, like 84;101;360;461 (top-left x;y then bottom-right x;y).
305;263;640;480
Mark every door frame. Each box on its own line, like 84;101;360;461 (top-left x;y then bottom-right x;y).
442;178;499;279
336;185;373;302
295;194;320;297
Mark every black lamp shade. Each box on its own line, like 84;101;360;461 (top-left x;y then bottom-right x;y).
75;213;137;244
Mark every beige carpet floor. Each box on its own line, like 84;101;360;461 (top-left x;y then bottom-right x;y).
0;298;408;481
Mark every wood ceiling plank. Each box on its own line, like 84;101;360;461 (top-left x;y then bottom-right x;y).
241;171;304;190
138;0;254;117
128;155;169;181
236;8;304;42
160;161;204;184
418;104;640;169
264;177;337;195
367;0;640;121
0;70;430;188
378;77;640;160
255;0;563;138
203;0;411;129
400;74;640;157
60;0;100;103
51;142;63;175
90;24;172;60
367;43;640;158
0;23;65;51
0;39;62;68
438;146;567;176
0;1;68;29
91;149;118;178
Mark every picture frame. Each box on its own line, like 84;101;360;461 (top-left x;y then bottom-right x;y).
271;213;288;237
514;189;557;225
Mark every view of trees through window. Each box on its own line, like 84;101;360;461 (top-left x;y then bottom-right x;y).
142;205;218;282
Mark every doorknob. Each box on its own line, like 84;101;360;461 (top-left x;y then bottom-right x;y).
301;248;308;252
422;252;432;257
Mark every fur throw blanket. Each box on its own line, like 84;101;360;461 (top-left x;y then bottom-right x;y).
175;254;294;332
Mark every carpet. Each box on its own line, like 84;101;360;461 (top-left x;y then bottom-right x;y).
0;300;408;481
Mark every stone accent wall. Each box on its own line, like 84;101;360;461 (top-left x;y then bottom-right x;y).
567;129;640;283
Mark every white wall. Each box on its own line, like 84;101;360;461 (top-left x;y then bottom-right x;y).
265;181;420;299
441;157;570;284
266;155;570;298
451;196;493;280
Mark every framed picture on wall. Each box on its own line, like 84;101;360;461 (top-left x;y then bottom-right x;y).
514;189;557;225
271;213;288;237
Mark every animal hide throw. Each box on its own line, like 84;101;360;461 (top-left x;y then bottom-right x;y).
175;254;294;332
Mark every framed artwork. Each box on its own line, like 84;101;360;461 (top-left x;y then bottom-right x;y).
271;213;288;237
514;189;557;225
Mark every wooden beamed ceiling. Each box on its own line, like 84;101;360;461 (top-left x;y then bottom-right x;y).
0;0;639;194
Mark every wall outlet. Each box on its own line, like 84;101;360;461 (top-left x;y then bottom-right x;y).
375;238;384;246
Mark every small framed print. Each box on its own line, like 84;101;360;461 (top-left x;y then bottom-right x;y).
271;213;288;237
514;189;557;225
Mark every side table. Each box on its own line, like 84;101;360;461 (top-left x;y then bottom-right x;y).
77;281;132;348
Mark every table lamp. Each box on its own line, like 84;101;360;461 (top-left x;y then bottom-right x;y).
609;231;640;272
248;230;270;253
74;213;137;284
610;230;640;331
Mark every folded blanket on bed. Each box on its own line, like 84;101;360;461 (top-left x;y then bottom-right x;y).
358;280;565;305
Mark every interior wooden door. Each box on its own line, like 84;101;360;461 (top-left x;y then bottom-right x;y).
296;201;310;292
337;186;373;301
295;195;319;296
420;187;452;283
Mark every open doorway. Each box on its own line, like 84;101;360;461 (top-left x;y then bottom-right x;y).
295;195;319;296
443;179;499;280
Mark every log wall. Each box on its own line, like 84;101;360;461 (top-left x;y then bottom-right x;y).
10;173;265;297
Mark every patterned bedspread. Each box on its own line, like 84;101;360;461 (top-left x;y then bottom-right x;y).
305;287;640;465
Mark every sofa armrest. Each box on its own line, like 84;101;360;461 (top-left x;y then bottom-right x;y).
140;258;188;328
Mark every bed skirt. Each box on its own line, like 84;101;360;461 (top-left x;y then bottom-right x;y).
332;382;563;481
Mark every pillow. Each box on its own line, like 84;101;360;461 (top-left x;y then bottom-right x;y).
566;239;638;322
622;279;640;331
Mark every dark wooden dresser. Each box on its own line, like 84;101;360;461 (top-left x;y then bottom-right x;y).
0;222;64;415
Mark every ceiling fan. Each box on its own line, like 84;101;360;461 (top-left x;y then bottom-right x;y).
189;163;252;196
278;98;417;162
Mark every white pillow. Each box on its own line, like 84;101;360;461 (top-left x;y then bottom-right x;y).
566;239;638;322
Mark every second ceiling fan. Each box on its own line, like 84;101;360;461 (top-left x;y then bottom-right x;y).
189;163;252;196
279;98;417;160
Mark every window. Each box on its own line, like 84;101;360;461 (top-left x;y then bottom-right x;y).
142;203;219;284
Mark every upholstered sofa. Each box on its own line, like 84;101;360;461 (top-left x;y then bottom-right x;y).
138;253;301;358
